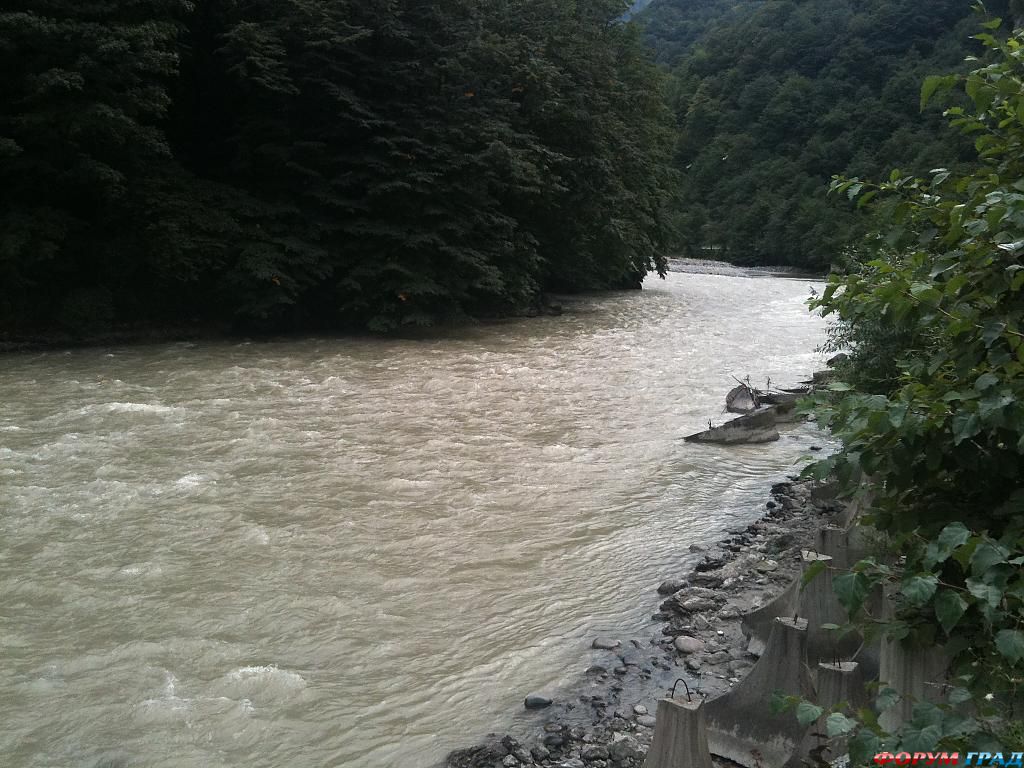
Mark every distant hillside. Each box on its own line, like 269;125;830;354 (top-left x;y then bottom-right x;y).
641;0;1017;269
638;0;763;65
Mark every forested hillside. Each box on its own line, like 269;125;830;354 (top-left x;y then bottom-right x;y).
641;0;1019;269
0;0;675;336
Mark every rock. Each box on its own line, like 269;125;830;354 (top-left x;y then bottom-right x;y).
592;638;621;650
608;735;643;764
446;745;502;768
501;736;521;753
560;760;585;768
581;745;609;761
613;666;628;675
690;572;724;588
755;559;779;573
695;555;727;572
543;734;565;749
657;578;686;595
524;694;552;710
513;748;533;764
673;636;705;654
678;597;718;613
585;665;607;675
503;756;519;767
707;651;730;664
632;704;648;716
636;715;657;728
688;543;706;553
531;746;551;762
685;657;702;671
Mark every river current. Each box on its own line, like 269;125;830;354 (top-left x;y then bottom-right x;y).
1;272;827;768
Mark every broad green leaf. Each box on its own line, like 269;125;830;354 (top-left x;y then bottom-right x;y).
796;700;824;726
995;629;1024;662
825;712;857;737
934;589;968;634
901;574;938;606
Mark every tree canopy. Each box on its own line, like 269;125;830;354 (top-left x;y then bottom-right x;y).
0;0;677;337
640;0;1018;270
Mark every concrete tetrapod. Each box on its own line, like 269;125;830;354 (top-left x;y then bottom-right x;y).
799;550;861;671
878;591;949;731
740;578;799;657
644;697;714;768
704;617;814;768
801;662;868;763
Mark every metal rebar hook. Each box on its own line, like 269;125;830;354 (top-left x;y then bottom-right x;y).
670;677;694;702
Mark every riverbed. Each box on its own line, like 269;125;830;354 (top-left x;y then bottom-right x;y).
0;272;826;768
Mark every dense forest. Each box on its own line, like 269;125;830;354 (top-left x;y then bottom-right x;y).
642;0;1020;269
0;0;676;336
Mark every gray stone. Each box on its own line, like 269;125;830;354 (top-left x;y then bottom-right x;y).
657;579;686;595
581;745;609;761
679;597;718;613
673;636;705;654
544;734;565;749
685;657;702;671
592;638;621;650
755;559;779;573
608;735;643;763
688;543;706;553
513;748;533;764
585;665;607;675
559;760;585;768
636;715;657;728
524;694;552;710
503;756;519;767
531;746;551;761
632;704;648;716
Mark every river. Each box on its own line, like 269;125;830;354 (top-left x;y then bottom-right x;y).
0;271;827;768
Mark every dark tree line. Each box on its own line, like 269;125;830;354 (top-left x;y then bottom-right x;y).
639;0;1021;270
0;0;677;335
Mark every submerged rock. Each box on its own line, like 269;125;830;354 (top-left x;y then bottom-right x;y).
524;694;553;710
592;638;621;650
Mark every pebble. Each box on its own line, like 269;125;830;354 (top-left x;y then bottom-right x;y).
632;704;648;716
685;657;702;671
591;638;620;650
636;715;657;728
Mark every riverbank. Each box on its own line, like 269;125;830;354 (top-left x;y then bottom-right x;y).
445;477;842;768
667;257;824;280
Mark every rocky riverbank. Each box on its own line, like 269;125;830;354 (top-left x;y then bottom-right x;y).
445;478;843;768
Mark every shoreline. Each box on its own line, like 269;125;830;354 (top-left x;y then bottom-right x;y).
445;476;842;768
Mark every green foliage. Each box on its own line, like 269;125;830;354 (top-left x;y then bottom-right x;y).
0;0;676;335
803;19;1024;756
643;0;1018;269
